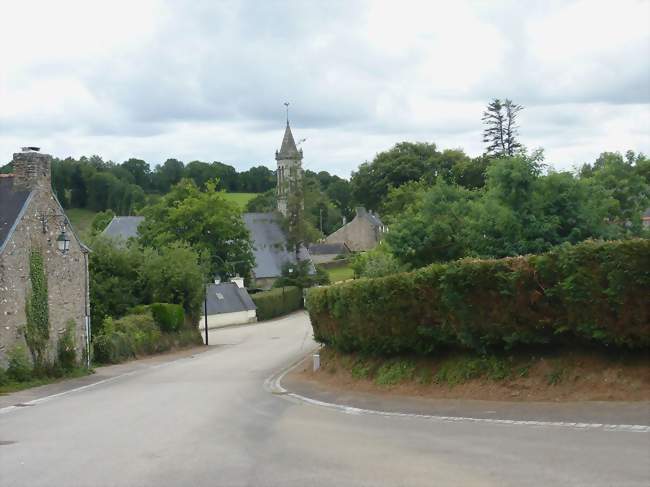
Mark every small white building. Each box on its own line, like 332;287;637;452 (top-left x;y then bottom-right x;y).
200;278;257;330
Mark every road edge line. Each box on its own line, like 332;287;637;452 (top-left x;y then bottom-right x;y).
266;353;650;434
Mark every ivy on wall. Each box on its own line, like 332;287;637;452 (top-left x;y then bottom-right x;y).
24;248;50;366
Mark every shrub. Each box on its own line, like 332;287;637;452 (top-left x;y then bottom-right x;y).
375;360;416;385
57;320;78;371
0;367;8;386
252;286;302;321
149;303;184;332
92;313;202;364
307;239;650;356
7;345;32;382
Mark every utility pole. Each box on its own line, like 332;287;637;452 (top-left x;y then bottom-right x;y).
204;282;209;346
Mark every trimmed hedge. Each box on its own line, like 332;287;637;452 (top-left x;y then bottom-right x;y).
307;240;650;355
252;286;303;321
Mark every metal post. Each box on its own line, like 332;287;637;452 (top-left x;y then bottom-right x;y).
204;283;209;346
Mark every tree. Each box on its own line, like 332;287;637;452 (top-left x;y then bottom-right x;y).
140;243;205;324
482;98;523;157
138;179;254;278
273;261;329;289
152;158;185;193
350;142;441;211
121;158;151;191
245;189;277;212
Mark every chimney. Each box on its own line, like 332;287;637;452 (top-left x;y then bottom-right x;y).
12;147;52;191
230;275;245;289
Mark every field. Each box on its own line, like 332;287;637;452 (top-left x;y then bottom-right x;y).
222;192;258;209
325;265;354;283
66;208;98;240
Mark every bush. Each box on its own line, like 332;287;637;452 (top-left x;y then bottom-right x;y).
57;320;78;371
7;345;33;382
307;239;650;356
252;286;302;321
92;313;202;364
149;303;184;332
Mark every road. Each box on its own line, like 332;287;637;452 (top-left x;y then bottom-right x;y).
1;312;649;487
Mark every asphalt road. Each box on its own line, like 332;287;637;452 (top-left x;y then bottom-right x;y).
1;312;649;487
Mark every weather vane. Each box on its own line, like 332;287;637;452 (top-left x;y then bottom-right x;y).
284;101;290;124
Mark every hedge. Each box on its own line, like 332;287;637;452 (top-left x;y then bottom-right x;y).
93;313;202;364
252;286;303;321
307;239;650;355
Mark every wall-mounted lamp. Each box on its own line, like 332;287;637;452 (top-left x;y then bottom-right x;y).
40;210;71;255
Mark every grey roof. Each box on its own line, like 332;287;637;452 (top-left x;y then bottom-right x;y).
243;212;313;279
276;123;302;160
205;282;256;315
309;242;350;255
102;216;144;240
643;208;650;218
0;176;32;252
355;207;384;227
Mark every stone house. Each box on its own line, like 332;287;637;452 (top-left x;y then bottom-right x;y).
324;207;387;252
0;148;90;367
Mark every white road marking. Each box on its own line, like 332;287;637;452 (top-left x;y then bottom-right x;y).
265;356;650;434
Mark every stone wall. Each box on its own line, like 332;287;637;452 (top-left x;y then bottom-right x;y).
0;189;88;367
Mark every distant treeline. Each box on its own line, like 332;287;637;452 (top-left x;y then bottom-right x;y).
1;156;278;214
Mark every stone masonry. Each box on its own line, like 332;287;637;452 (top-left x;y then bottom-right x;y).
0;149;89;367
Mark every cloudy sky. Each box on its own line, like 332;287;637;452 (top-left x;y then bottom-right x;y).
1;0;648;177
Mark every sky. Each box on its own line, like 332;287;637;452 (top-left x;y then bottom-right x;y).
1;0;648;177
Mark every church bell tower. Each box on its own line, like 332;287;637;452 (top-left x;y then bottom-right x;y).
275;108;303;216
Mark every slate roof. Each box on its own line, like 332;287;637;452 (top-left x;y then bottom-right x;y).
276;123;302;160
355;207;384;227
205;282;256;315
309;242;350;255
0;175;32;253
102;216;144;240
242;212;313;279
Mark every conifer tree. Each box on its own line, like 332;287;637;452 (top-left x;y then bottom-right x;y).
482;98;523;157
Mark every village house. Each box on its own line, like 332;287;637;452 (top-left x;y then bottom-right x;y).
308;242;351;264
324;207;387;251
0;148;90;367
200;277;257;330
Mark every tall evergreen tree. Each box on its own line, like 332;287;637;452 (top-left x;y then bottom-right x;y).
482;98;523;157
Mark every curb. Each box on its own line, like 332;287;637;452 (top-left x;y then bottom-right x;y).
264;354;650;434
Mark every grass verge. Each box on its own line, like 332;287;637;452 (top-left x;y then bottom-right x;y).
0;367;92;395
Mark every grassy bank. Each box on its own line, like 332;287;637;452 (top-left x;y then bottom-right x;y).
0;367;92;395
223;192;258;209
299;346;650;402
66;208;98;240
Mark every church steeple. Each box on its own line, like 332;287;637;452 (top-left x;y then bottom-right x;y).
275;106;303;217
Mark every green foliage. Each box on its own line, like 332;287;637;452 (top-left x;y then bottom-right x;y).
308;240;650;356
251;286;303;321
386;152;649;268
149;303;184;332
90;209;115;236
57;320;78;371
92;313;202;364
245;189;276;213
24;249;49;366
375;360;416;385
88;237;143;334
434;356;511;385
273;261;330;289
7;345;33;382
140;243;205;324
482;98;523;157
350;247;405;278
138;179;254;278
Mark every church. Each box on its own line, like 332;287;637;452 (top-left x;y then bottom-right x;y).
242;118;313;289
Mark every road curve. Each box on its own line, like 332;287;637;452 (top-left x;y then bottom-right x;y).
1;312;648;487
